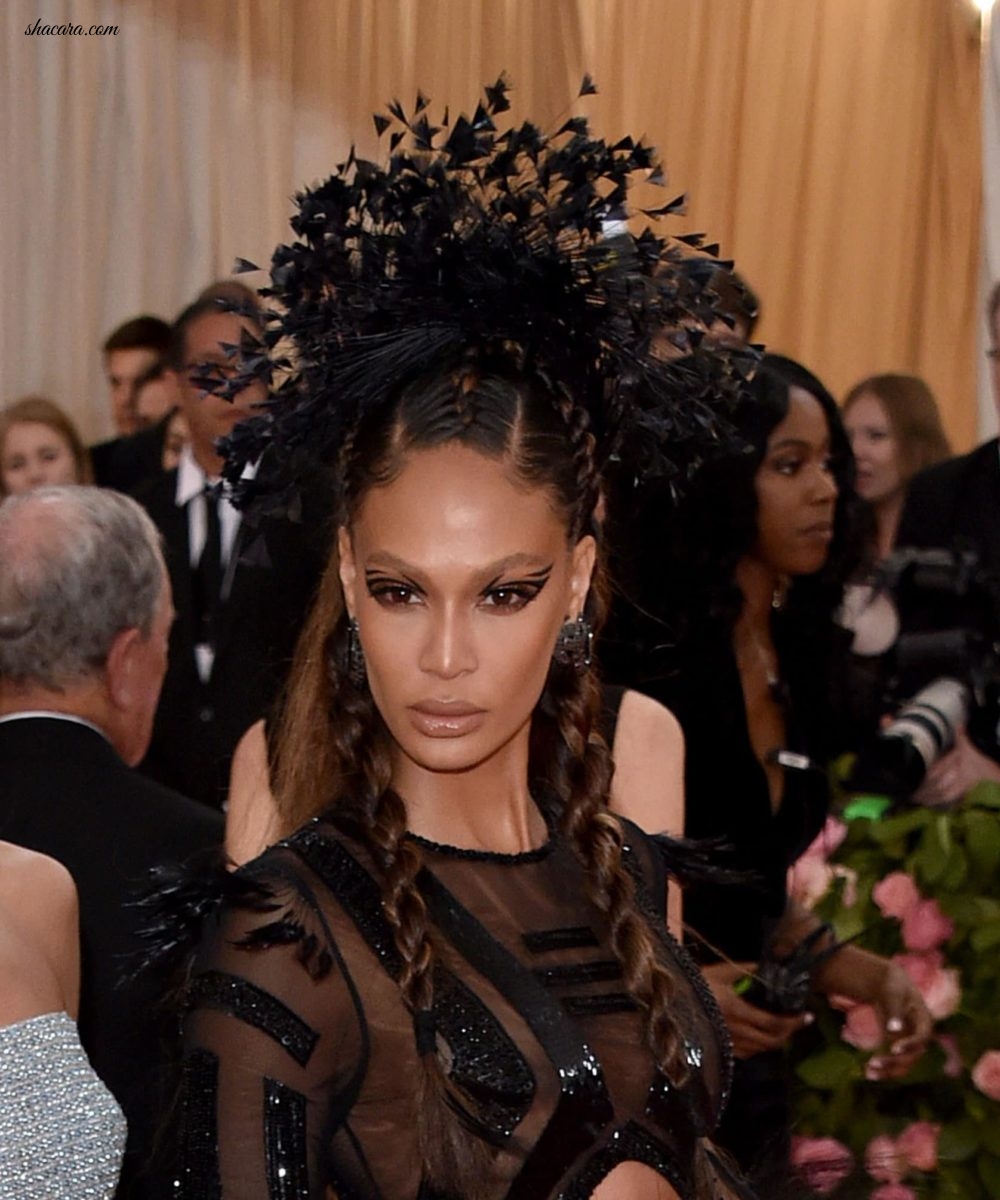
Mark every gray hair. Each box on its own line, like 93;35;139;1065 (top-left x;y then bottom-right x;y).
0;486;165;689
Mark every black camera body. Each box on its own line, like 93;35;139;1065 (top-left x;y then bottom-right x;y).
848;547;1000;797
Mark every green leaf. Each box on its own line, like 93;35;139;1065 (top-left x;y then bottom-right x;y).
968;780;1000;809
962;810;1000;881
869;808;933;842
794;1044;862;1090
939;845;969;890
970;922;1000;954
978;1153;1000;1194
914;821;953;883
938;1118;980;1163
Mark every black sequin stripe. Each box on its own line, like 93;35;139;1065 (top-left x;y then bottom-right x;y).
561;992;637;1017
522;926;599;953
173;1048;222;1200
263;1078;309;1200
533;959;622;987
418;869;614;1200
188;970;318;1067
559;1120;689;1200
292;826;403;975
291;825;535;1138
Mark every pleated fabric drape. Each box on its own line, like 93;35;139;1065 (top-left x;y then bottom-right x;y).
0;0;981;448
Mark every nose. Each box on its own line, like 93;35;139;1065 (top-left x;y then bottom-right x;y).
811;465;838;505
418;605;477;679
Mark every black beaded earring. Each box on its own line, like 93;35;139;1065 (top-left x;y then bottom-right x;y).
553;615;593;674
346;618;367;687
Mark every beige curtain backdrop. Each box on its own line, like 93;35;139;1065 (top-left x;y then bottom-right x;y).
0;0;982;448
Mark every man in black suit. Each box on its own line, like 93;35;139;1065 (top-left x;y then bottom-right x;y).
0;485;222;1199
133;288;328;809
895;281;1000;803
91;315;176;492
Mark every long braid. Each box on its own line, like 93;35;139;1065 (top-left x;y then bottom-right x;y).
549;396;691;1087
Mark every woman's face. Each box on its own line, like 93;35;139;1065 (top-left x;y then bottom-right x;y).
750;386;839;577
0;421;79;495
843;390;903;504
338;442;595;788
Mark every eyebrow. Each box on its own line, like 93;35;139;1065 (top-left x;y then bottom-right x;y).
769;436;831;453
364;551;554;578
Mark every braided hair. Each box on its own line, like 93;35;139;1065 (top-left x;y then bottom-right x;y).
272;361;692;1195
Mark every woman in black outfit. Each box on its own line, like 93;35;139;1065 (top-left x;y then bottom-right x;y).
165;86;757;1199
605;355;932;1186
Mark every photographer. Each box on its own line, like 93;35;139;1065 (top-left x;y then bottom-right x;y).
888;282;1000;805
606;355;931;1187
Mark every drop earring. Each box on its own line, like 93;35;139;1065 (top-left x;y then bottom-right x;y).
346;617;367;687
553;615;593;673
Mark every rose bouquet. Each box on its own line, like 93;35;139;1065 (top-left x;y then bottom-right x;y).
787;780;1000;1199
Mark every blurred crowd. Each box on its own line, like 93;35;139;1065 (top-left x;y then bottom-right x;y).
2;263;999;1200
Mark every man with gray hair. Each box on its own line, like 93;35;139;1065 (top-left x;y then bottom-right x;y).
0;486;222;1200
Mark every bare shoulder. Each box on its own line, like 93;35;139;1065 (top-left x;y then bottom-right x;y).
0;845;76;1025
608;688;685;837
226;719;280;866
0;843;76;920
615;688;684;754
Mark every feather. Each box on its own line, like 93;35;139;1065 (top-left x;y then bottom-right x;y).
199;78;753;507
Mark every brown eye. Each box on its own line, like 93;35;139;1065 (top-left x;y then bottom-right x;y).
481;584;542;613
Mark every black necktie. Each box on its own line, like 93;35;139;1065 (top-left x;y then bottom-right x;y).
193;484;222;647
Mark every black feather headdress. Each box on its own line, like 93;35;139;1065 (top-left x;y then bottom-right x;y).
215;75;754;509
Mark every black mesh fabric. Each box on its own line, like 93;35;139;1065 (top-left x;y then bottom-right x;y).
174;814;751;1199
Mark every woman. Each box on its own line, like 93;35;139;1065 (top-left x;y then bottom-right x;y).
168;85;754;1199
0;396;91;496
0;841;125;1198
841;373;950;563
606;355;932;1187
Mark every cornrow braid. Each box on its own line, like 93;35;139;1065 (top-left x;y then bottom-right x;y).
552;391;600;539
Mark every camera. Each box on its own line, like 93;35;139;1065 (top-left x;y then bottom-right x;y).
845;547;1000;797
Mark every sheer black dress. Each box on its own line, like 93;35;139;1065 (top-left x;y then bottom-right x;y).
172;808;753;1199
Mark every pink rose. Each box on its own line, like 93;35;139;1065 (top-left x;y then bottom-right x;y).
972;1049;1000;1100
814;815;848;857
901;898;955;952
894;952;961;1020
842;1002;883;1050
922;966;961;1020
897;1121;939;1172
788;854;834;908
936;1033;963;1078
871;1186;917;1200
865;1134;905;1184
791;1136;853;1194
872;872;921;920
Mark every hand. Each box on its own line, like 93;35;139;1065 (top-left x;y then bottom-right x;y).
913;727;1000;808
701;961;813;1059
814;946;931;1080
864;960;933;1080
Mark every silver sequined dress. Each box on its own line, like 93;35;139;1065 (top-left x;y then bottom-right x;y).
0;1010;126;1199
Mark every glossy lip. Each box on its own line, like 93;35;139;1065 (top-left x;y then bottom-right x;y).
408;700;487;738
